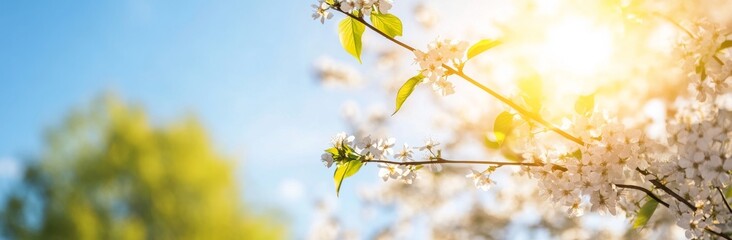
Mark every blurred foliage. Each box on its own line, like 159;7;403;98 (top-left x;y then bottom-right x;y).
0;96;285;240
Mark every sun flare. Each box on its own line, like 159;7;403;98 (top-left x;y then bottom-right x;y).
539;17;614;77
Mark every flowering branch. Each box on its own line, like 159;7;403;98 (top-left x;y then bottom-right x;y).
315;2;732;238
333;5;705;216
333;7;584;145
615;183;731;239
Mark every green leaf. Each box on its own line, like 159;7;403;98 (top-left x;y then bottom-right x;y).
325;0;335;4
370;13;402;38
720;40;732;51
574;94;595;116
333;160;363;197
338;17;366;63
392;74;424;115
633;197;659;229
343;160;363;178
466;39;501;60
493;111;514;145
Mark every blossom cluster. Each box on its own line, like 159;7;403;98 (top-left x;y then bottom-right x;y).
655;101;732;238
521;112;652;216
465;167;496;191
413;39;469;96
337;0;393;15
312;0;394;24
679;20;731;102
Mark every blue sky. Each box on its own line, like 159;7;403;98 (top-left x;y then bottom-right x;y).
0;0;374;237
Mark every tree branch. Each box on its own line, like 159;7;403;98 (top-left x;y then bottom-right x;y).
649;178;696;211
615;183;669;207
364;158;541;167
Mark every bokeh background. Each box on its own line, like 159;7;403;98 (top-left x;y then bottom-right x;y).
0;0;342;238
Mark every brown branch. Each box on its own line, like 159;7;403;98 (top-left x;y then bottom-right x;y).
649;178;696;211
364;158;541;167
615;183;669;207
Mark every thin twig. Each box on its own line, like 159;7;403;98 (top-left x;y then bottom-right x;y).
364;158;541;167
717;187;732;214
649;179;696;211
615;183;669;207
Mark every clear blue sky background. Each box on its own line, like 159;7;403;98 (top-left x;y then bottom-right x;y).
0;0;374;237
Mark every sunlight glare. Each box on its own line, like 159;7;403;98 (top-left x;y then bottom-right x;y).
539;17;614;77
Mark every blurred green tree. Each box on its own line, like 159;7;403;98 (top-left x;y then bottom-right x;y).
0;96;285;240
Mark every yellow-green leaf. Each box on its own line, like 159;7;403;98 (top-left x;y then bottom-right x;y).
493;111;514;145
392;74;424;115
467;39;501;60
574;94;595;116
370;13;402;38
334;160;363;197
339;17;366;63
633;197;659;229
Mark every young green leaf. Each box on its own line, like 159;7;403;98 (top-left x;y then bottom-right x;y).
493;111;514;145
370;13;402;38
466;39;501;60
574;94;595;116
339;17;366;63
343;159;363;178
633;197;659;229
392;74;424;115
334;160;363;197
